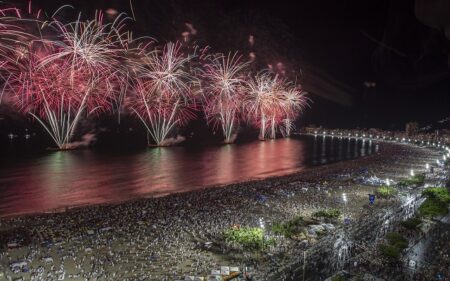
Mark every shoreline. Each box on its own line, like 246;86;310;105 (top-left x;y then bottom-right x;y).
0;136;379;220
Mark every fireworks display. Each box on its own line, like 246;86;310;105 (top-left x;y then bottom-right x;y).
201;53;249;143
129;42;198;146
0;3;309;148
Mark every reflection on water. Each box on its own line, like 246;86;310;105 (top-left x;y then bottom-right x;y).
0;135;375;217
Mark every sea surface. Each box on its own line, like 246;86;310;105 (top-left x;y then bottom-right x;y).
0;135;377;217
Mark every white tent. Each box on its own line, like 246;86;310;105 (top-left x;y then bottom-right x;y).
10;261;27;268
220;266;230;275
210;270;221;276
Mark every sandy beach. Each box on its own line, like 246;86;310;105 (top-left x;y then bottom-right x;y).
0;138;448;281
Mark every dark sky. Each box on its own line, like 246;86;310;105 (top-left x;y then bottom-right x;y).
3;0;450;131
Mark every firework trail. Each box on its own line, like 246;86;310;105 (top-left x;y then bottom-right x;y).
0;7;37;104
7;45;116;149
3;7;128;149
40;10;130;73
279;82;309;137
43;10;135;121
129;42;198;146
243;71;308;139
201;52;249;143
242;71;283;140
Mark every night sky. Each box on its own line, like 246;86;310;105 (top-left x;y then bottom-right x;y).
1;0;449;147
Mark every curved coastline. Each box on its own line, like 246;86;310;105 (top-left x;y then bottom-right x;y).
0;134;376;219
1;135;378;219
0;135;447;281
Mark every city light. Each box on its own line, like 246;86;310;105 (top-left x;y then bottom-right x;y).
259;217;265;230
